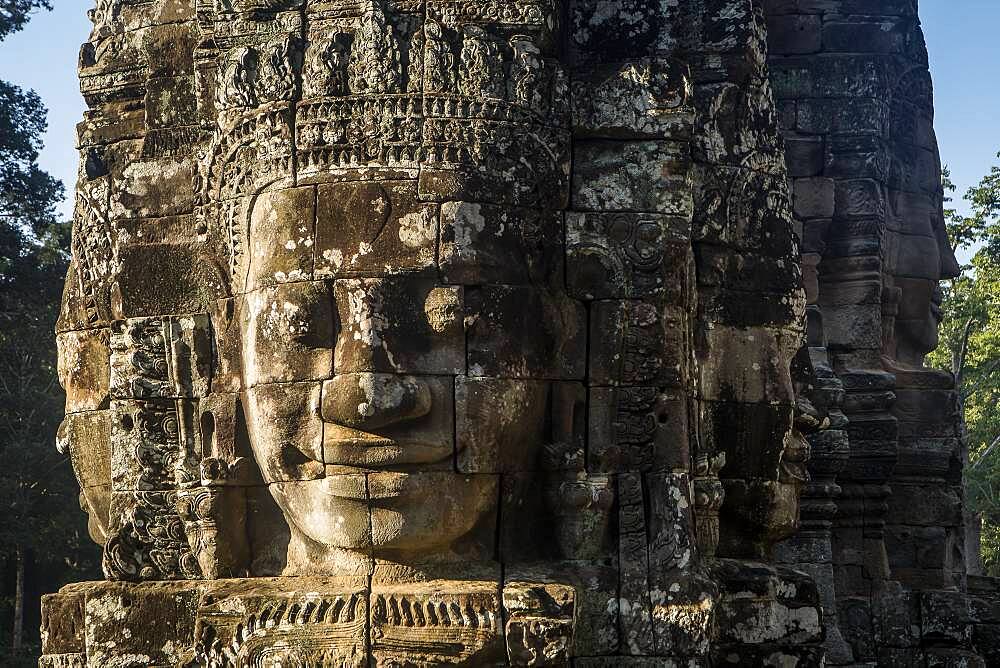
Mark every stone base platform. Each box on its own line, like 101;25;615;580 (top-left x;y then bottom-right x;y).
39;560;824;667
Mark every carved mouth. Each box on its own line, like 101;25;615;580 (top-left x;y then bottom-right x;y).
322;424;453;469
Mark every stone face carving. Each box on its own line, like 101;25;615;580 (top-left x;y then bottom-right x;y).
43;0;989;665
764;2;996;665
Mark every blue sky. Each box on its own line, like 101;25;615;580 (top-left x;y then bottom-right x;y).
1;1;998;256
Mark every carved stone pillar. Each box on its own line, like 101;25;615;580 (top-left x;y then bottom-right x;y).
885;366;965;590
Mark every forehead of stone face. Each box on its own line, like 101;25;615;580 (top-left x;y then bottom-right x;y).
314;181;437;279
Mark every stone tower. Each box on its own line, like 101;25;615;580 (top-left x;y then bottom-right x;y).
39;0;999;666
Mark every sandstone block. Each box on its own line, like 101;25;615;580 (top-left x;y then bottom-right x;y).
244;382;324;482
700;325;800;404
321;373;455;471
770;54;891;100
113;244;228;318
145;75;197;128
109;143;196;220
784;136;824;177
58;410;111;491
695;246;803;295
270;475;372;552
439;202;561;285
84;581;200;666
104;489;197;581
794;177;835;219
835;178;886;219
922;590;974;645
37;654;86;668
195;578;369;667
572;57;691;138
589;300;685;388
240;281;334;387
711;560;822;645
110;398;198;491
40;586;87;655
766;14;821;55
140;21;198;77
504;580;577;664
455;377;548;474
456;378;585;473
57;328;110;413
572;140;692;215
334;279;465;375
367;471;499;558
371;581;504;666
466;285;586;379
618;473;654;655
569;0;683;63
925;648;987;668
702;401;792;480
588;387;687;473
416;128;571;210
110;314;212;399
501;473;616;563
247;186;316;289
316;180;437;278
823;21;905;55
566;212;689;300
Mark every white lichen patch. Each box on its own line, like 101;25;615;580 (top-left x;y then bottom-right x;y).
724;600;821;644
347;283;388;347
321;248;344;271
355;372;408;419
397;209;436;249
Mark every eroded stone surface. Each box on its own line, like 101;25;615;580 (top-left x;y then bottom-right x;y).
48;0;983;665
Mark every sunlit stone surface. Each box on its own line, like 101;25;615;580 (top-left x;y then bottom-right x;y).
41;0;998;666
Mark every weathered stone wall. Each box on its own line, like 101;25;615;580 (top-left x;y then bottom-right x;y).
39;0;1000;666
764;1;998;665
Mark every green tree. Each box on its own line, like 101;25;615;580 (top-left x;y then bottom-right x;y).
0;0;100;662
0;1;50;40
930;165;1000;574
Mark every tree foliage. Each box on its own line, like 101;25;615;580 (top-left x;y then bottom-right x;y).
930;165;1000;574
0;0;100;660
0;81;63;237
0;0;51;41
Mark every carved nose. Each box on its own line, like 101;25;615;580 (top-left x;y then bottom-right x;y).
322;372;432;431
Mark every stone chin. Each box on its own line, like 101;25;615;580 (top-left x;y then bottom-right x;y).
894;314;941;368
269;471;497;558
